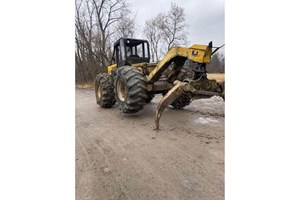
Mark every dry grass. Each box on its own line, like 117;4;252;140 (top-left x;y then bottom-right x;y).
207;73;225;82
76;82;94;90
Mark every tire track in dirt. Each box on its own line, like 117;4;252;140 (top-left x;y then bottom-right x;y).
76;89;224;200
108;123;222;199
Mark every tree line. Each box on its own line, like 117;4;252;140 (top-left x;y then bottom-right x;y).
207;52;225;73
75;0;224;83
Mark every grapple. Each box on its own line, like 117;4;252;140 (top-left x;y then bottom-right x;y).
155;77;224;130
152;42;225;130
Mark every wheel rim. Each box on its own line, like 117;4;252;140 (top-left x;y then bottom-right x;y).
117;79;127;102
97;86;102;99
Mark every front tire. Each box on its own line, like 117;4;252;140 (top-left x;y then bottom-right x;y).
95;73;116;108
115;66;148;114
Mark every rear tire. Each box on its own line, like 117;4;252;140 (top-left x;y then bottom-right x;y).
95;73;116;108
170;94;191;109
145;94;155;103
170;67;193;109
115;66;148;114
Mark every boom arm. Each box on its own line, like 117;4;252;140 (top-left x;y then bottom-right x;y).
146;42;213;82
150;42;225;130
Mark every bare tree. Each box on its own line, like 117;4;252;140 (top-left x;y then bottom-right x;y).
144;17;163;62
115;15;136;39
76;0;97;82
143;2;188;62
75;0;136;83
207;52;225;73
158;3;188;51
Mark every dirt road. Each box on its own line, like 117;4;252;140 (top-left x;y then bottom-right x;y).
76;88;224;200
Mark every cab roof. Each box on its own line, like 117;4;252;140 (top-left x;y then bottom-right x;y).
114;38;149;47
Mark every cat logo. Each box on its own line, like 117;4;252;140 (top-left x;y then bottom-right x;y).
192;50;198;56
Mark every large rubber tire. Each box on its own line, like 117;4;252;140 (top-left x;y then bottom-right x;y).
177;67;194;81
170;67;193;109
95;73;116;108
170;94;191;109
145;94;155;103
114;66;148;114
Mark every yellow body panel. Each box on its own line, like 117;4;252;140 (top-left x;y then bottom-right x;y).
132;63;158;73
146;44;212;82
107;64;117;75
131;63;145;68
108;44;212;81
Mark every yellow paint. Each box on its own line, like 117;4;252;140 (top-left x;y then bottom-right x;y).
146;44;212;81
107;43;212;81
107;64;117;75
131;63;145;68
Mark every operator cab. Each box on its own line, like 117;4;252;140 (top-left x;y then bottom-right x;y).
111;38;150;67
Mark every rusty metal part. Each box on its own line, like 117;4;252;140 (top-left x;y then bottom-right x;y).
147;81;173;93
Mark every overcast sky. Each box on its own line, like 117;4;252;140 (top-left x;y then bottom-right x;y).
127;0;224;48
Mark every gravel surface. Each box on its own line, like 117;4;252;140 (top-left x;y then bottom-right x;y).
76;88;224;200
